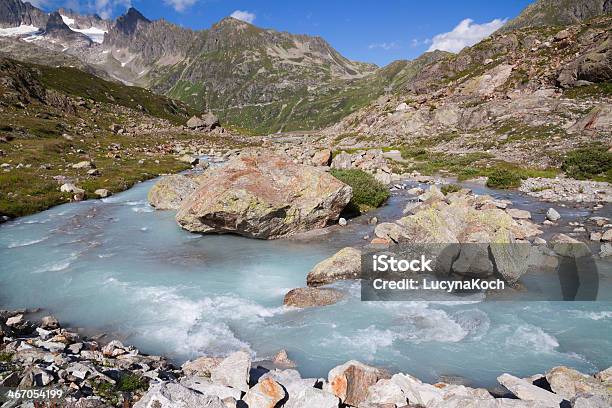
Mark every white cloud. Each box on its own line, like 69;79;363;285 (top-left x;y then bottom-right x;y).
427;18;506;53
230;10;256;24
368;42;399;51
163;0;198;12
92;0;132;19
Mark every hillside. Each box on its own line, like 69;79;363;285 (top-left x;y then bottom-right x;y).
0;57;244;218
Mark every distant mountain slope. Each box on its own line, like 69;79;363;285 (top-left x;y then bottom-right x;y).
501;0;612;31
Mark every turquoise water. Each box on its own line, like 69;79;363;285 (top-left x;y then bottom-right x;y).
0;178;611;386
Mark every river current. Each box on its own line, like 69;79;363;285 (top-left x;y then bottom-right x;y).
1;176;611;387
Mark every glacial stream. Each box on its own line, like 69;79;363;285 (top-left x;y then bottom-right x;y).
1;176;611;387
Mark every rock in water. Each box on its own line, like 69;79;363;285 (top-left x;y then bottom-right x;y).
306;247;362;287
210;351;251;392
148;175;201;210
546;208;561;222
176;148;352;239
283;287;345;308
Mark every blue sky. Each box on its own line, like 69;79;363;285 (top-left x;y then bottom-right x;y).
31;0;534;66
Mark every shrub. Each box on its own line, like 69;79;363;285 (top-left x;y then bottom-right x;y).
117;373;147;392
486;168;522;189
440;184;461;195
0;352;13;362
330;169;390;213
561;147;612;180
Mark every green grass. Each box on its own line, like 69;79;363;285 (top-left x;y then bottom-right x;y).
440;184;461;195
561;146;612;182
486;169;522;189
0;352;13;362
564;82;612;99
330;169;390;214
117;373;148;392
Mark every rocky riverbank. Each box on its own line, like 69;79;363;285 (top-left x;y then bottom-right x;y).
1;310;610;408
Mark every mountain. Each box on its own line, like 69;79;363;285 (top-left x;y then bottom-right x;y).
501;0;612;31
324;12;612;170
0;0;47;28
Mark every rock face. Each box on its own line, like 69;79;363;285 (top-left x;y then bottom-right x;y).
176;149;352;239
148;174;202;210
306;247;362;287
283;287;345;308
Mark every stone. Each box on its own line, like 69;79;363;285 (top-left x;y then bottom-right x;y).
41;315;59;330
549;233;591;258
490;235;531;284
572;394;609;408
94;189;110;198
601;229;612;242
363;378;407;406
546;208;561;222
148;175;201;210
307;247;362;287
179;377;241;401
60;183;85;194
186;116;206;129
72;161;95;169
312;149;332;166
271;350;296;368
590;232;602;242
176;149;352;239
102;340;126;357
507;209;531;220
339;217;347;226
497;373;566;407
600;243;612;258
182;356;223;377
327;360;389;406
595;367;612;383
284;387;339;408
242;377;285;408
6;314;24;326
87;168;100;176
545;366;610;402
134;382;226;408
210;351;251;392
178;155;199;165
283;287;345;308
331;152;353;169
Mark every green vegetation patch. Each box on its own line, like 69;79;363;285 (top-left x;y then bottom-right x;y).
440;184;461;195
330;169;390;214
486;169;522;189
561;146;612;182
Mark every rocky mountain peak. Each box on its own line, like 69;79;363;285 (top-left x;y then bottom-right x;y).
0;0;48;28
44;11;92;45
502;0;612;31
113;7;150;36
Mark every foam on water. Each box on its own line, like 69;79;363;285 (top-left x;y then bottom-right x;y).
0;178;610;386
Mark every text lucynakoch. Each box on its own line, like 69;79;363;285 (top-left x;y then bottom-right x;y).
372;278;506;292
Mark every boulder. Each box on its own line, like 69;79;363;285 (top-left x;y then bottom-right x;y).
283;287;345;308
331;152;353;169
148;175;201;210
306;247;362;287
178;155;199;166
94;189;111;198
72;161;95;169
242;377;286;408
363;378;407;406
176;149;352;239
134;382;225;408
60;183;85;194
284;387;339;408
40;316;59;330
506;209;531;220
210;351;251;392
181;356;223;377
549;234;591;258
257;369;319;403
327;360;389;406
179;377;241;401
546;208;561;222
545;366;610;403
186;116;206;129
391;373;446;407
497;373;566;407
312;149;332;166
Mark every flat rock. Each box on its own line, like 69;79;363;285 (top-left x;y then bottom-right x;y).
306;247;361;286
284;387;339;408
283;287;345;308
497;373;566;407
148;174;201;210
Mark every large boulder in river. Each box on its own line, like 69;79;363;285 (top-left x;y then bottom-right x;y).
176;149;352;239
306;247;362;287
148;174;202;210
326;360;390;406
